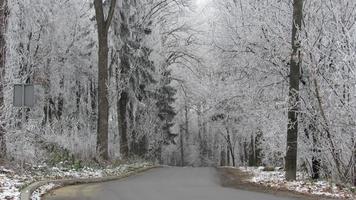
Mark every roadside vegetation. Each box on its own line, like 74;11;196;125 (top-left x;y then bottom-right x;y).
0;161;151;200
219;167;355;199
0;0;355;199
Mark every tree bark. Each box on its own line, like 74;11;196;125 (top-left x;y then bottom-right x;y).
285;0;303;181
354;147;356;186
249;134;256;166
118;91;129;159
220;150;226;166
197;109;204;166
94;0;117;160
0;0;7;160
227;145;230;166
227;132;236;167
180;125;184;166
311;121;320;180
304;117;321;180
117;0;130;159
185;102;189;140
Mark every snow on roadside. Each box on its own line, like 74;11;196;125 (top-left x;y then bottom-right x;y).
0;166;27;200
239;166;355;199
0;162;152;200
0;172;22;200
31;183;59;200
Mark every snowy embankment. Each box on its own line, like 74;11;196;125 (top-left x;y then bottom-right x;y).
0;162;152;200
239;166;355;199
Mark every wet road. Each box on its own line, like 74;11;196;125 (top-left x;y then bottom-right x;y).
44;167;296;200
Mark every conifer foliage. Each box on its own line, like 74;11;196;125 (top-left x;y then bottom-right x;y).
156;68;177;144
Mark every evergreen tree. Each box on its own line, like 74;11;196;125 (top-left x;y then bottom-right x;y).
156;69;177;144
129;46;157;158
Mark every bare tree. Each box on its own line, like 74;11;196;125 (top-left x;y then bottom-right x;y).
94;0;117;160
285;0;303;181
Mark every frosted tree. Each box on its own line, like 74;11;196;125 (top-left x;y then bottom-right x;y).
156;68;177;144
5;0;98;162
300;0;356;184
285;0;303;181
94;0;117;160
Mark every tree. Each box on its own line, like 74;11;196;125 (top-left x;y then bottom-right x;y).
94;0;117;160
128;46;157;158
285;0;303;181
156;69;177;144
0;0;7;160
248;130;263;167
116;0;131;160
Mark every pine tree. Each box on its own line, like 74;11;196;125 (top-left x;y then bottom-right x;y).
129;46;157;158
156;69;177;144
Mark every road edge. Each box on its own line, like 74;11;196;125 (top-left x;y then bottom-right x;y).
216;167;340;200
20;165;158;200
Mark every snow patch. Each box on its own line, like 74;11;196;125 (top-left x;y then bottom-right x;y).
0;162;152;200
31;183;59;200
239;166;355;199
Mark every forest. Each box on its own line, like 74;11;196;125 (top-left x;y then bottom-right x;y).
0;0;355;198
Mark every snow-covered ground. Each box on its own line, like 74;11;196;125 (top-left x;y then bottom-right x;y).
239;166;355;199
0;162;152;200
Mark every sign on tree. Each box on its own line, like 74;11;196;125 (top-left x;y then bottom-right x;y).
13;84;34;107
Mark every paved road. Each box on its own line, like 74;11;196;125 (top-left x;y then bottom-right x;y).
44;167;296;200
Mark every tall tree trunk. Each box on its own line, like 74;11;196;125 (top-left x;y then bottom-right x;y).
304;117;321;180
184;102;189;140
227;133;236;167
118;91;129;159
96;18;109;160
0;0;7;160
94;0;117;160
227;145;230;166
197;109;204;166
117;0;130;159
311;122;321;180
353;146;356;186
285;0;303;181
96;14;110;160
220;149;226;166
248;134;256;166
180;125;184;167
229;147;236;167
242;138;248;165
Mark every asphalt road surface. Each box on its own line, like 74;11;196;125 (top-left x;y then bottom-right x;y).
44;167;296;200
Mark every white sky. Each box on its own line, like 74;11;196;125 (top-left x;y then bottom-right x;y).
195;0;208;7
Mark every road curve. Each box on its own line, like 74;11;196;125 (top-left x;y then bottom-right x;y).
44;167;296;200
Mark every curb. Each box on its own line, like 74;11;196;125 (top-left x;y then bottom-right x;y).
20;165;158;200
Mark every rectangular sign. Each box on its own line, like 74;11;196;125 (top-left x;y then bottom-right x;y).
13;84;35;107
13;85;23;107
